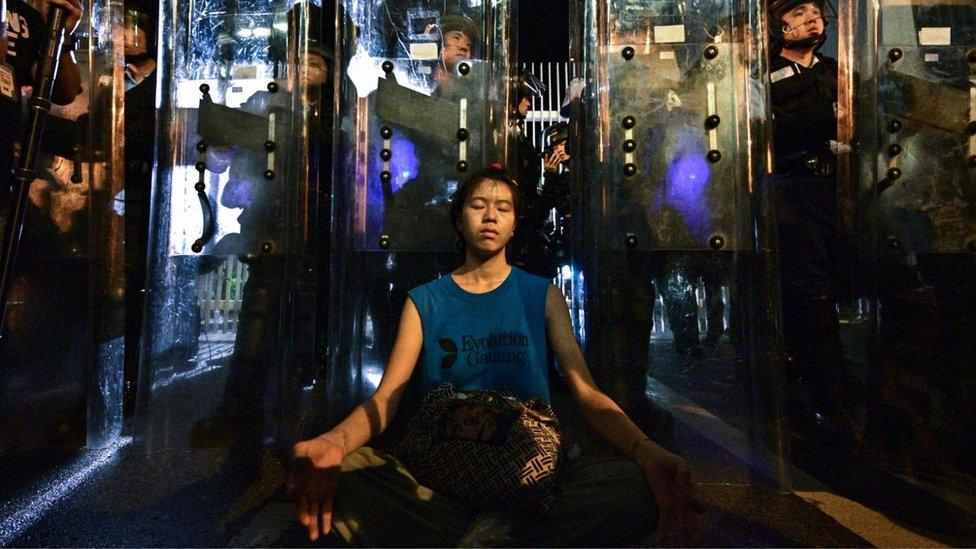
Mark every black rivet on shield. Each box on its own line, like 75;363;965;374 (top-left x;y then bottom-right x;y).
196;141;208;152
888;48;903;62
457;160;468;172
888;237;902;250
264;169;275;180
194;182;205;192
381;126;393;139
622;116;636;129
625;234;638;249
709;235;725;250
267;81;279;93
887;143;902;156
707;150;722;163
704;45;719;60
457;128;469;141
622;46;635;60
261;241;274;253
195;161;206;172
380;148;392;161
191;242;203;253
705;115;721;129
199;83;210;94
887;120;902;133
623;139;637;153
458;62;470;75
887;167;902;180
264;140;276;152
380;170;392;183
624;163;637;177
382;60;394;74
379;234;391;249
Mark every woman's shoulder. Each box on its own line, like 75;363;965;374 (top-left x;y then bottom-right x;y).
511;267;555;294
408;273;453;299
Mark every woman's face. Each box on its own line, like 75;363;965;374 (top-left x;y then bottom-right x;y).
458;178;516;258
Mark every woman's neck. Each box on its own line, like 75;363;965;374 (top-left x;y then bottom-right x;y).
455;250;511;286
779;47;816;68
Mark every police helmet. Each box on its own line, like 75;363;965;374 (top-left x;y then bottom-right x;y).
767;0;833;52
123;0;157;59
291;2;327;59
516;70;547;102
544;122;569;150
440;13;481;51
768;0;825;21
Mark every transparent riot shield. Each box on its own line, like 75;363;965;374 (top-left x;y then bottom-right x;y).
578;0;788;482
830;0;976;521
136;0;320;453
326;1;516;422
0;0;125;459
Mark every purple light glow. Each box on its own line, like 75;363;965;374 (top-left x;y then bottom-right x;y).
220;177;254;209
368;133;419;197
656;131;713;243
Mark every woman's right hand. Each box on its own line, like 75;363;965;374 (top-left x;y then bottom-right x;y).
289;436;346;541
635;442;702;546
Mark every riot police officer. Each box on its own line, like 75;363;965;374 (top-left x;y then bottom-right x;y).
768;0;849;434
512;69;545;188
122;0;158;414
431;13;478;95
191;2;329;448
518;121;572;280
381;10;481;308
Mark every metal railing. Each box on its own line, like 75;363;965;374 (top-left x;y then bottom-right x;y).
198;256;248;338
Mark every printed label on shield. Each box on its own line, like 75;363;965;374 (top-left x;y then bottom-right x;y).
653;25;686;44
0;64;16;101
918;27;951;46
410;42;438;60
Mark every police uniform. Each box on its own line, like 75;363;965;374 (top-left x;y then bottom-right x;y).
771;52;842;299
770;50;848;427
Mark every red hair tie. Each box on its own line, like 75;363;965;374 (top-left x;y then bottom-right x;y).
488;162;504;170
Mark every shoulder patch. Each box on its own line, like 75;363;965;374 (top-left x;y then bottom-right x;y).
770;65;796;83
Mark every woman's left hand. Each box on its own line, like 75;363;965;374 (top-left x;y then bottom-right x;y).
635;442;702;546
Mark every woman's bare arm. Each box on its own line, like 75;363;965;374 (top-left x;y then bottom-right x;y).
305;297;423;456
291;298;424;540
544;284;699;544
544;284;656;457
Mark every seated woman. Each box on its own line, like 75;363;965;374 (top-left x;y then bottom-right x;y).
289;165;699;546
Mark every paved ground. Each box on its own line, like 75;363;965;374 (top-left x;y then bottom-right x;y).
2;342;973;547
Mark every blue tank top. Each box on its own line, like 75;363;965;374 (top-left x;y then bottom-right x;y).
408;267;552;402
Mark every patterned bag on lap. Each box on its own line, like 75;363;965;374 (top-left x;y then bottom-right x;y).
391;383;562;513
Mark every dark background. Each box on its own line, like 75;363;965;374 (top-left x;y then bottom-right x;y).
518;0;570;62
